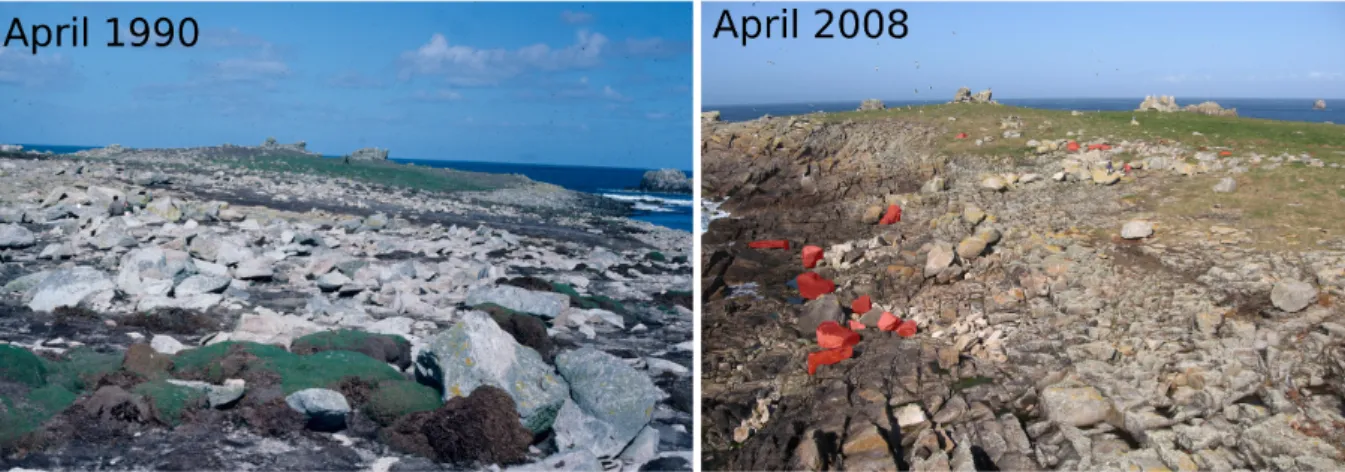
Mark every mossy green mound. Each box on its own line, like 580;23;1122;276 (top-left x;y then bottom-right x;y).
291;329;411;369
0;384;77;445
0;346;121;446
365;380;444;426
0;344;48;388
171;341;405;394
293;329;409;354
132;380;206;426
646;251;667;262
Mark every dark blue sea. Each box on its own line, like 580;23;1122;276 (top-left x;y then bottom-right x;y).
13;144;693;232
396;159;693;232
708;98;1345;124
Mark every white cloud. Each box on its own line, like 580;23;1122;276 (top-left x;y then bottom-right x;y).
603;85;626;101
617;37;691;59
202;57;290;82
412;89;463;101
1307;71;1343;80
0;48;74;88
398;30;608;85
561;10;594;25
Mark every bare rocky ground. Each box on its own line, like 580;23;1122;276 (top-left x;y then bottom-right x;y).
0;145;692;471
700;110;1345;471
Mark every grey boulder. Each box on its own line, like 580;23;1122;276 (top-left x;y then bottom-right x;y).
414;310;569;433
27;267;115;312
465;284;569;318
0;223;36;249
555;347;660;457
174;274;232;297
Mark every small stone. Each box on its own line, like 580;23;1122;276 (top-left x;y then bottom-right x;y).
895;403;927;427
1121;220;1154;240
925;241;956;277
861;205;884;224
285;388;351;432
235;258;274;280
962;205;985;225
317;271;352;292
175;274;231;296
1040;385;1111;427
956;236;988;260
922;176;947;193
981;176;1007;191
150;335;185;355
1091;168;1120;185
1270;280;1317;313
798;294;844;335
1212;177;1237;193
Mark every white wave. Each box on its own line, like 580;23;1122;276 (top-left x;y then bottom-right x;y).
599;193;693;207
700;198;732;233
632;202;677;213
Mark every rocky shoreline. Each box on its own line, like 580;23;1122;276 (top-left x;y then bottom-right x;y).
700;109;1344;470
0;144;692;471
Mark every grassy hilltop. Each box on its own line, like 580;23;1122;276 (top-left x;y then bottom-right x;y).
823;103;1345;246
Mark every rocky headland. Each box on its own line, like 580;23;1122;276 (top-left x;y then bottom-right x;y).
637;169;693;194
700;102;1345;471
1138;96;1238;117
0;143;692;471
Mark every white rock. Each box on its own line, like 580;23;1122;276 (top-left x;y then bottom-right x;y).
150;334;185;355
1121;220;1153;240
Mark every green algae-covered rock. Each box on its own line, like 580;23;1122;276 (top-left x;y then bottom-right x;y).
415;311;569;433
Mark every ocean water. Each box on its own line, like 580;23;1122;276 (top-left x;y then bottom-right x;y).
395;159;693;233
13;144;693;232
708;98;1345;124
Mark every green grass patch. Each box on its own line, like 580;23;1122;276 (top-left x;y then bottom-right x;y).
46;348;124;392
820;103;1345;161
1139;165;1345;247
0;346;111;446
216;154;530;193
291;329;409;355
132;379;206;426
0;384;77;445
645;251;667;262
171;341;405;394
365;380;443;426
0;344;48;388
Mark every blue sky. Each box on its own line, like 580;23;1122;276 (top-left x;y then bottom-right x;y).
704;2;1345;105
1;3;692;168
